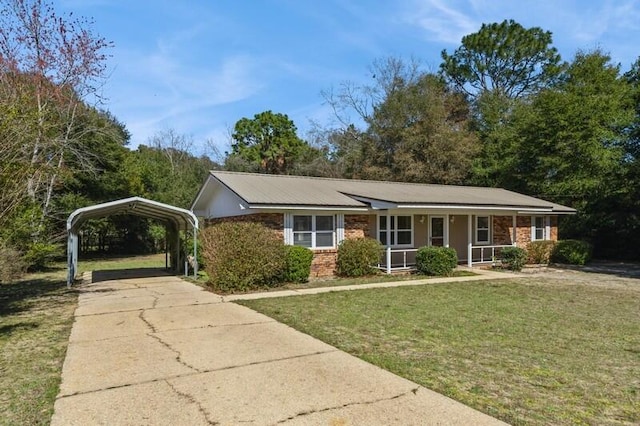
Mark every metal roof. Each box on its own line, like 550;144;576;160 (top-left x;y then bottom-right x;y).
67;196;198;232
194;171;575;213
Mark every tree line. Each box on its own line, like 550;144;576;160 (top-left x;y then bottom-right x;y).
1;1;638;275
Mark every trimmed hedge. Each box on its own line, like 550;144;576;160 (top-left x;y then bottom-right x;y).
551;240;592;265
336;238;382;277
415;246;458;276
527;240;556;264
201;222;286;293
284;245;313;283
501;246;528;271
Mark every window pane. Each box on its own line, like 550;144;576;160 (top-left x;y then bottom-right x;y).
391;216;396;230
379;216;387;230
397;231;411;245
477;229;489;242
293;232;312;247
379;232;387;246
293;216;312;232
477;216;489;229
316;232;333;247
316;215;334;231
397;216;412;230
535;228;545;240
535;217;544;229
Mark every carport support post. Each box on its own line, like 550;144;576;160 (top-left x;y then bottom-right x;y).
193;227;198;278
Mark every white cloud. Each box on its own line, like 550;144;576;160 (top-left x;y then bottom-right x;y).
404;0;479;44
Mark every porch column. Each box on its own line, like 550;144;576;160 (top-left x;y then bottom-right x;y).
386;211;391;274
193;227;198;278
467;214;473;267
444;214;450;247
512;215;517;246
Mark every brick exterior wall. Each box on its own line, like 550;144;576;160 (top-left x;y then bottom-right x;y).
493;216;514;245
310;249;338;277
345;215;370;239
492;215;559;248
516;216;531;247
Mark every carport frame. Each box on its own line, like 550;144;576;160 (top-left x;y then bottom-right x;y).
67;197;199;286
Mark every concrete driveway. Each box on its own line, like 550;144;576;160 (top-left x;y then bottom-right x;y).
52;270;507;425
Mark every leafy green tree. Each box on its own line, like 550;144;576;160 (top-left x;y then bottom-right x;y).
440;19;562;100
227;111;309;174
511;50;635;257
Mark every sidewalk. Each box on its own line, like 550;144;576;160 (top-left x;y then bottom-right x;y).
225;267;519;301
52;269;509;425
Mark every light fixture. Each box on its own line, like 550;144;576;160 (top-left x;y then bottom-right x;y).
419;216;425;224
450;216;455;224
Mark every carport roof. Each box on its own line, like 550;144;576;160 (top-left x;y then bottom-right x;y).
67;196;198;232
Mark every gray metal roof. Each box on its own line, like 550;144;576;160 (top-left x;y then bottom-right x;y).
68;196;198;232
204;171;575;213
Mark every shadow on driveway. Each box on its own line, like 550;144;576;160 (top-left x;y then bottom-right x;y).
90;268;172;283
554;261;640;279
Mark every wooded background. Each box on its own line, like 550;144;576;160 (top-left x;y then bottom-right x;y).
1;2;638;272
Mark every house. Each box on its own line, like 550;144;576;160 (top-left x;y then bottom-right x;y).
191;171;576;277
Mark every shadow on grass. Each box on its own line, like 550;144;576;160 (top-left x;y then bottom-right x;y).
0;321;39;336
90;268;172;283
0;277;72;317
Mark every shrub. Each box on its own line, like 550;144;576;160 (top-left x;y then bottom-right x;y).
336;238;382;277
415;246;458;276
551;240;592;265
501;246;528;271
0;241;26;283
200;222;286;293
284;245;313;283
527;240;556;264
24;242;60;271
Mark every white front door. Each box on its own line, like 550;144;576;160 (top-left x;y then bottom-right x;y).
430;216;445;247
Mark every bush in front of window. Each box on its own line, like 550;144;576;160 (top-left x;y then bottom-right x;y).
527;240;556;264
551;240;592;265
284;245;313;283
415;246;458;276
200;222;286;293
500;246;528;271
336;238;382;277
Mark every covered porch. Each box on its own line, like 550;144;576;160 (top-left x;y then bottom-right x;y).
373;211;551;273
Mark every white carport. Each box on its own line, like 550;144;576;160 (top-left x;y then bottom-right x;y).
67;196;199;285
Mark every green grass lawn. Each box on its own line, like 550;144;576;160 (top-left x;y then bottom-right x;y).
239;275;640;425
0;253;169;425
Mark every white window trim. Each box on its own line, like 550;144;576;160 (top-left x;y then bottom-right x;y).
531;215;550;241
475;215;491;245
377;214;414;248
287;214;337;249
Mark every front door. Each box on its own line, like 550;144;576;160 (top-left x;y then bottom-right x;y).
430;216;444;247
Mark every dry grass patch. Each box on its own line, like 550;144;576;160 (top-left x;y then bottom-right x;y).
240;272;640;425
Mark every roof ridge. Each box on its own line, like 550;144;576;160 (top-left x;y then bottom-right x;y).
209;170;502;191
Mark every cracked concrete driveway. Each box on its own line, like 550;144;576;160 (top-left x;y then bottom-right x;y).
51;270;507;425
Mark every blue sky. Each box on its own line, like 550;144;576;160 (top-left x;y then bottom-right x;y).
56;0;640;155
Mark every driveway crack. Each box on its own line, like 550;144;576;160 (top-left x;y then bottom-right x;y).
139;308;201;373
165;380;219;425
275;387;421;424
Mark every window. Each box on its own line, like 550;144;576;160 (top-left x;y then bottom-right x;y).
378;215;413;247
532;216;546;241
476;216;490;244
293;215;334;248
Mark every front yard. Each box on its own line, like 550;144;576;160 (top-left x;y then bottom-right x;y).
240;270;640;425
